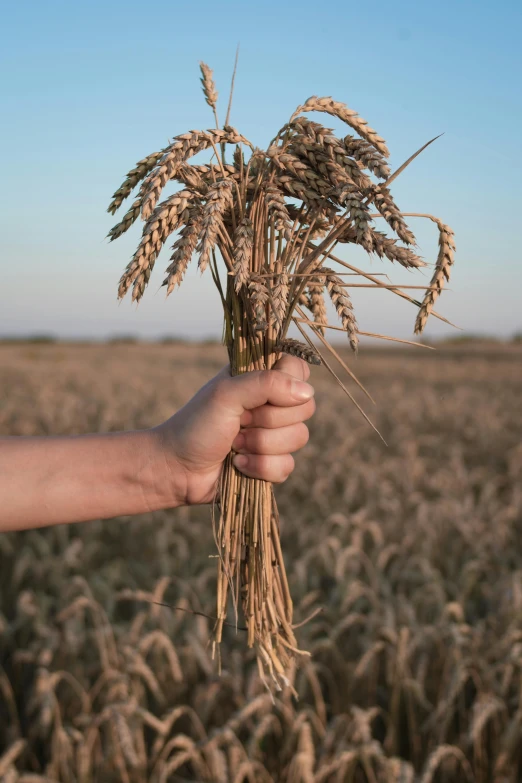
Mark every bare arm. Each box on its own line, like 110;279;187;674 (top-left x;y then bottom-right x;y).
0;355;315;532
0;429;171;530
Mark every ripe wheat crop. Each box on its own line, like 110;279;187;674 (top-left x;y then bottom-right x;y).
1;340;521;781
107;61;455;684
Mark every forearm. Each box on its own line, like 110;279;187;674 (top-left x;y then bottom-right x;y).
0;430;184;532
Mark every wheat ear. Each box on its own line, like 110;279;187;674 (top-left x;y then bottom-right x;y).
372;187;416;246
108;151;164;214
325;270;359;351
270;272;289;327
162;206;203;294
415;220;455;333
118;191;194;301
343;134;391;179
232;217;254;291
307;277;328;335
277;338;321;365
140;127;250;220
248;281;269;331
290;95;389;157
197;180;234;273
199;62;219;127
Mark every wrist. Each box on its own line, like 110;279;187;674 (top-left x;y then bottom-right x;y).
142;425;189;510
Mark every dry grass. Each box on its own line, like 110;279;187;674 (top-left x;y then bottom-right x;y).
1;340;522;781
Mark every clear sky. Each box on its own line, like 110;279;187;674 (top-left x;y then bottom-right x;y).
1;0;521;341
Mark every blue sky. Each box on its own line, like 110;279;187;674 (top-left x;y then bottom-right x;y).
1;0;521;340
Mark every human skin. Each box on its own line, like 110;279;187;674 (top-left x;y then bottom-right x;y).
0;354;315;532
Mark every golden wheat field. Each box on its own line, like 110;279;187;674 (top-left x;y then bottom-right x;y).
1;339;522;782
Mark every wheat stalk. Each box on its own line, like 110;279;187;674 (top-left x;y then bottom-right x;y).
107;57;455;685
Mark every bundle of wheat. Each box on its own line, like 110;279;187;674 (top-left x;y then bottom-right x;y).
107;59;455;687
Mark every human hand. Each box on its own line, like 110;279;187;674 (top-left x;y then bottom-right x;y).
152;354;316;506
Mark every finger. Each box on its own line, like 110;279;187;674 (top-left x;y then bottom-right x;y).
212;370;314;416
233;422;309;456
232;453;295;483
272;354;310;382
240;397;316;429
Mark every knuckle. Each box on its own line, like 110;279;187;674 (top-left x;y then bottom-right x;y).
272;369;292;393
294;357;310;381
258;369;275;394
209;377;229;402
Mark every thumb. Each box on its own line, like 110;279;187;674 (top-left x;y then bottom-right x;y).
214;369;314;417
272;353;311;381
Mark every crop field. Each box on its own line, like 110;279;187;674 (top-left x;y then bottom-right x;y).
1;340;522;782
